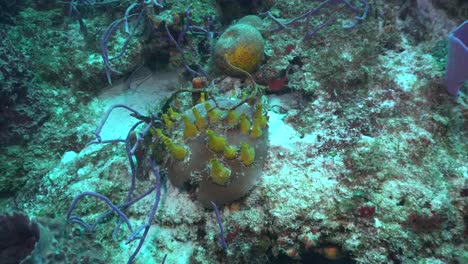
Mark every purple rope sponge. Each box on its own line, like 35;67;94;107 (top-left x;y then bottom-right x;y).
445;20;468;96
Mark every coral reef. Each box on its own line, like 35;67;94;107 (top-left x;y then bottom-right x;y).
0;0;467;263
0;28;50;147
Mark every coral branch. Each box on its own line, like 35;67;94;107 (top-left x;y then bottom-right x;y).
211;201;228;249
261;0;369;39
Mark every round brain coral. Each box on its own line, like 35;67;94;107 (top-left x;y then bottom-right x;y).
213;21;265;76
157;99;269;207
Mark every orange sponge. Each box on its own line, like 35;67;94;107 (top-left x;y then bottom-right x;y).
213;19;264;76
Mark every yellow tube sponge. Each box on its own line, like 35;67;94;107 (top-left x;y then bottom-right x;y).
162;113;174;129
254;103;267;128
168;107;180;120
162;137;188;161
182;115;199;139
206;129;227;153
209;159;231;185
250;121;262;138
239;142;255;166
204;102;221;123
224;145;237;160
226;109;240;126
240;113;251;134
153;128;164;138
198;92;206;103
192;107;206;131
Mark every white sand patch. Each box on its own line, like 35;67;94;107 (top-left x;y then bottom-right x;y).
94;69;180;141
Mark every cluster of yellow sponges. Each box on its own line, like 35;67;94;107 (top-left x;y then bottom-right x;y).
160;102;265;167
155;99;269;206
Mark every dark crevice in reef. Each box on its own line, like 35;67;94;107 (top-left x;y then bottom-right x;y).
215;0;272;24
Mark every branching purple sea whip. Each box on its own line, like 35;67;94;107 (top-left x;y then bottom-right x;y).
261;0;369;40
66;104;164;263
211;201;228;250
100;2;215;84
163;4;217;78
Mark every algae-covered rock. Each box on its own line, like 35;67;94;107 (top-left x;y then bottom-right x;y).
157;99;269;207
